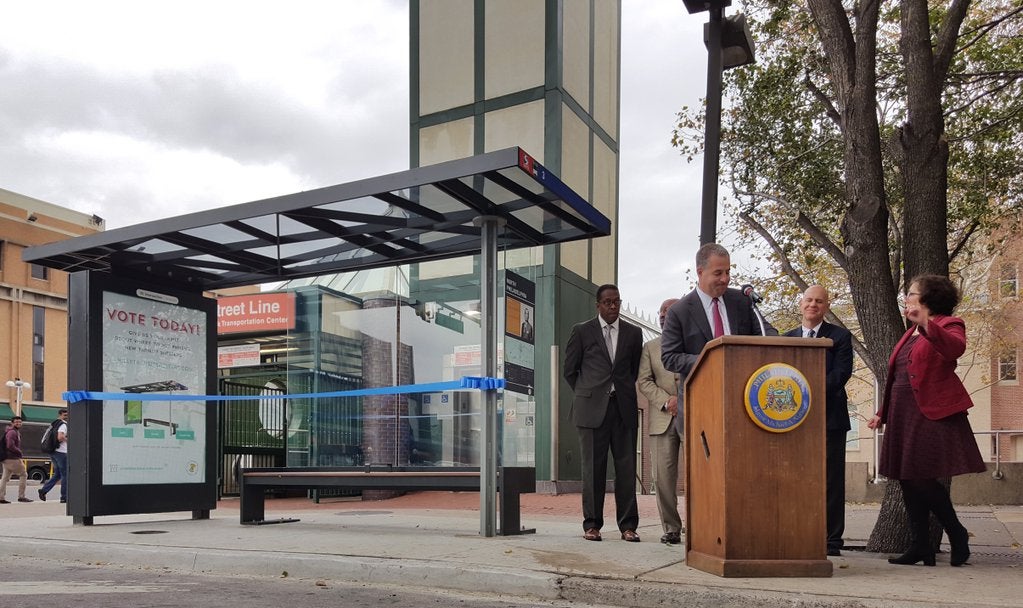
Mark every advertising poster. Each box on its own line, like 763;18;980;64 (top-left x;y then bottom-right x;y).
504;271;535;395
101;290;207;485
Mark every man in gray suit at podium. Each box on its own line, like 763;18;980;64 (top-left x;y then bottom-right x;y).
661;243;776;438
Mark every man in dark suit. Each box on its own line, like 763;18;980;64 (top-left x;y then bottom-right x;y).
785;285;853;557
564;284;643;542
660;243;776;435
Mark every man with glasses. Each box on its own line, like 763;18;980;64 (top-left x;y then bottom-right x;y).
564;284;643;543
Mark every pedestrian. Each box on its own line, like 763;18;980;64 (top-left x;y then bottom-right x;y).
867;275;985;566
1;416;34;503
563;284;643;542
38;408;69;503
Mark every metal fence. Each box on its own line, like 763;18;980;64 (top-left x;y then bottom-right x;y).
218;378;286;496
870;428;1023;483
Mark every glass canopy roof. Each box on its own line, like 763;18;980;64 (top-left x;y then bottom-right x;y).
23;148;611;291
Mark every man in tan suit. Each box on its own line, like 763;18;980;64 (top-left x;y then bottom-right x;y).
638;298;683;544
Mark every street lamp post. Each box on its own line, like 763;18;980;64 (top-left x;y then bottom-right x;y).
5;378;31;417
683;0;756;245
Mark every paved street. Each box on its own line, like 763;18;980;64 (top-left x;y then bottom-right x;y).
0;555;627;608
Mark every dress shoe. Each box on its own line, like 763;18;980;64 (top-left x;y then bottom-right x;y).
826;547;841;557
949;525;971;566
888;548;935;566
37;489;46;501
583;528;602;541
59;498;67;504
17;497;33;503
0;499;9;504
620;529;641;542
660;531;682;545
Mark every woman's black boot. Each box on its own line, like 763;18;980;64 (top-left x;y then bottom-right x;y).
922;480;971;566
888;546;936;566
948;524;971;566
892;481;936;566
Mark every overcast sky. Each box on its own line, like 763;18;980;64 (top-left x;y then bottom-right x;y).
0;1;712;319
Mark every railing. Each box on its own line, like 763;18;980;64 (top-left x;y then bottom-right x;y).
870;428;1023;482
975;430;1023;480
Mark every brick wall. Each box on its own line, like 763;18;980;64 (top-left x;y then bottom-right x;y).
361;297;414;499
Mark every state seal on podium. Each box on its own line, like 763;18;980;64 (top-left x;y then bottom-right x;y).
743;363;811;433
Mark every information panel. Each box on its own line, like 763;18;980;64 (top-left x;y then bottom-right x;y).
504;271;535;395
101;290;208;484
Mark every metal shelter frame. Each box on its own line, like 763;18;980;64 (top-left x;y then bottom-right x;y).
24;146;611;536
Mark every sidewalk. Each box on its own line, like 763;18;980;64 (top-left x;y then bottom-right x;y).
2;483;1021;607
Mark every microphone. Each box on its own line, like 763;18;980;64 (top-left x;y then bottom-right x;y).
741;284;763;304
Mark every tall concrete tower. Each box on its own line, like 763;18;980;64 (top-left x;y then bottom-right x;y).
411;0;620;483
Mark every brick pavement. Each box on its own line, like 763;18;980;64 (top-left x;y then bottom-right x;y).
251;489;664;522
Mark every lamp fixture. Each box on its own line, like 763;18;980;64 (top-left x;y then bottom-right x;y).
683;0;731;14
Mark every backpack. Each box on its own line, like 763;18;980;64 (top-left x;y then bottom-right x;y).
40;419;62;454
0;428;9;460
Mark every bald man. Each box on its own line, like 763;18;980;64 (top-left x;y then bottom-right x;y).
638;298;684;544
785;285;853;556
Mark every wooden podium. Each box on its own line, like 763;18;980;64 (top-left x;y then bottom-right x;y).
684;336;833;577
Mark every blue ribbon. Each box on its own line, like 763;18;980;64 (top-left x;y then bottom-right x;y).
63;375;505;404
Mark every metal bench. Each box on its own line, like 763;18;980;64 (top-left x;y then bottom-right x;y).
239;465;536;535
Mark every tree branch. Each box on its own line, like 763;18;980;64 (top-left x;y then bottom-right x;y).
807;0;858;111
736;190;849;269
796;211;849;268
889;210;904;293
804;70;842;126
738;210;807;292
948;218;981;266
955;5;1023;58
947;102;1023;143
737;209;871;370
933;0;972;83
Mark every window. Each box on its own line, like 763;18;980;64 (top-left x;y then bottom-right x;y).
999;262;1018;298
30;263;48;280
32;306;44;400
998;348;1017;383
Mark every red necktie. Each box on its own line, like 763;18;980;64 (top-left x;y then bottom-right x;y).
712;298;724;338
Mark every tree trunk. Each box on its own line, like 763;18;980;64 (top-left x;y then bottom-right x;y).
806;0;924;550
807;0;905;382
899;0;952;281
865;478;950;553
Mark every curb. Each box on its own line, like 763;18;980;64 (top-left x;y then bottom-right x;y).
10;537;564;600
9;536;1020;608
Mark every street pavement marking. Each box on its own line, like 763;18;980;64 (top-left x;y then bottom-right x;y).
0;581;170;595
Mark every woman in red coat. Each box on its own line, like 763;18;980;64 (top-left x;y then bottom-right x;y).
868;275;985;567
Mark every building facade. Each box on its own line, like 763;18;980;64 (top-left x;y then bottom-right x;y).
0;188;104;421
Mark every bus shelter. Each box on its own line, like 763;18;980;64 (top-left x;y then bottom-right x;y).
24;147;610;535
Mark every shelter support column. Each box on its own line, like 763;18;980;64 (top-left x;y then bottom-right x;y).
477;216;502;537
